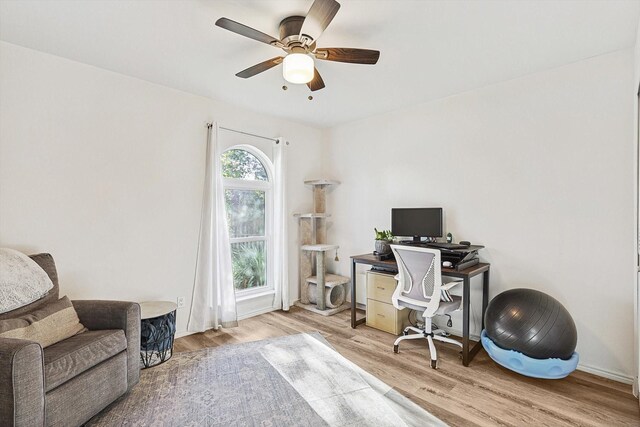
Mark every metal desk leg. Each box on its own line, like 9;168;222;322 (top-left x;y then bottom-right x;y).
462;276;471;366
351;258;357;328
465;269;491;366
482;269;490;330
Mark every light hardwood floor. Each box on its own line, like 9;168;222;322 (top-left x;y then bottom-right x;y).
175;307;639;427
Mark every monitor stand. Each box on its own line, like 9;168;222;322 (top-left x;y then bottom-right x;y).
400;237;423;245
399;236;439;245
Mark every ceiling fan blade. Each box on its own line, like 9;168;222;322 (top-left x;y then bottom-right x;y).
307;68;325;91
314;48;380;64
236;57;284;78
299;0;341;45
216;17;282;47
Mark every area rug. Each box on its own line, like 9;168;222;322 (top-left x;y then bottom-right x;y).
87;332;445;426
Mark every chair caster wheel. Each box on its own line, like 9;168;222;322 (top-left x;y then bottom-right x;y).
403;330;409;336
431;360;437;369
393;345;399;354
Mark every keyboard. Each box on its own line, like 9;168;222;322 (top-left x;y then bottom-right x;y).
426;242;468;250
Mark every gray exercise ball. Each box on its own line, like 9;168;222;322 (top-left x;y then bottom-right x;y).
484;288;577;360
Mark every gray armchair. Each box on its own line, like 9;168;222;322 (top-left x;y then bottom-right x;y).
0;254;141;427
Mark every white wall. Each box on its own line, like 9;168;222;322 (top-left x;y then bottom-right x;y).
0;41;324;334
324;49;636;380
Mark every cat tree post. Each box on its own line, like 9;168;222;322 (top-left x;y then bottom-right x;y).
316;250;325;310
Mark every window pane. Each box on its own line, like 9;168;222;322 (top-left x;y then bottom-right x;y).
225;189;265;238
231;241;267;290
221;149;268;181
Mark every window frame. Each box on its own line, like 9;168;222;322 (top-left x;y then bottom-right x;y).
221;144;274;299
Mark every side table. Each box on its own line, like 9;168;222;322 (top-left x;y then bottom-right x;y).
139;301;177;369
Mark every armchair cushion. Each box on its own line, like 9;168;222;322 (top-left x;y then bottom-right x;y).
72;300;141;390
0;296;86;348
44;329;126;392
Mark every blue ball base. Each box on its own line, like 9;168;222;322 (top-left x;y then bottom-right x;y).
481;330;579;379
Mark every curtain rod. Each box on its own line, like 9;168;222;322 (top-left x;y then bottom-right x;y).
207;123;278;143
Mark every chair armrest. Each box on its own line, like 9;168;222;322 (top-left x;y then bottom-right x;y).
0;338;45;427
71;300;141;390
441;277;463;291
72;300;140;332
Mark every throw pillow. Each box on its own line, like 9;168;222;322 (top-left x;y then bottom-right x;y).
0;296;86;348
0;248;54;314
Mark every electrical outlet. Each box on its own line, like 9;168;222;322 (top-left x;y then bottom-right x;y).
177;296;185;308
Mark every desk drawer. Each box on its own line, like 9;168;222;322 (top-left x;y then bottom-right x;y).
366;272;396;303
366;299;402;335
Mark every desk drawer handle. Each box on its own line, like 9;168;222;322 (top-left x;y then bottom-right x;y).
376;286;386;290
377;314;385;318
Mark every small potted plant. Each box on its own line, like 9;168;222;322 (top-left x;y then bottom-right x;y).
374;228;393;255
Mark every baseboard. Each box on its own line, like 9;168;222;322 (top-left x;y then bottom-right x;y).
237;306;278;321
577;363;634;384
175;306;280;338
175;330;196;339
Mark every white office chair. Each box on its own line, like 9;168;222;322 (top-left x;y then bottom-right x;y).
391;244;463;369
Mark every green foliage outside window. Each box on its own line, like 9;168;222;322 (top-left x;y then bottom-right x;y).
221;149;268;181
231;242;266;290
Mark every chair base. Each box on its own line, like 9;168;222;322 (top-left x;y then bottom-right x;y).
393;325;463;369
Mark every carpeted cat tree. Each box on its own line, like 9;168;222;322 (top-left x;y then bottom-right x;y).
294;180;349;316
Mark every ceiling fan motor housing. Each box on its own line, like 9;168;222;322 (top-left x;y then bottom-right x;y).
279;16;313;51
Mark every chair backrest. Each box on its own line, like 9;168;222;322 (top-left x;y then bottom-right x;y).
0;253;60;320
391;245;442;316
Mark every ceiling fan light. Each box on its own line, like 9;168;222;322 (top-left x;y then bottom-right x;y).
283;53;314;84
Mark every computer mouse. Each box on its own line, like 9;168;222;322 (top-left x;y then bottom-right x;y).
443;261;453;268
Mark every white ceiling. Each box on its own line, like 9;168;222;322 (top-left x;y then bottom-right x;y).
1;0;639;128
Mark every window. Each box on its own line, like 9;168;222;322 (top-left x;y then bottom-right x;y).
221;146;273;295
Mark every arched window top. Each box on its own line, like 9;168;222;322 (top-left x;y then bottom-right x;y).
221;148;269;181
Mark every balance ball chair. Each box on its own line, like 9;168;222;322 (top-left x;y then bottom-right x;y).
481;288;579;379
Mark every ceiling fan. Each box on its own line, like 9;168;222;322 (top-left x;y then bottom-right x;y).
215;0;380;92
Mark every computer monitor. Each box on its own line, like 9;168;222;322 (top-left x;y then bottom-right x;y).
391;208;443;242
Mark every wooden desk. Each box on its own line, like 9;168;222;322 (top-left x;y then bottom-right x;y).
350;253;490;366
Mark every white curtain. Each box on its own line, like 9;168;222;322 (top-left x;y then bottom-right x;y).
273;138;290;311
188;122;238;332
